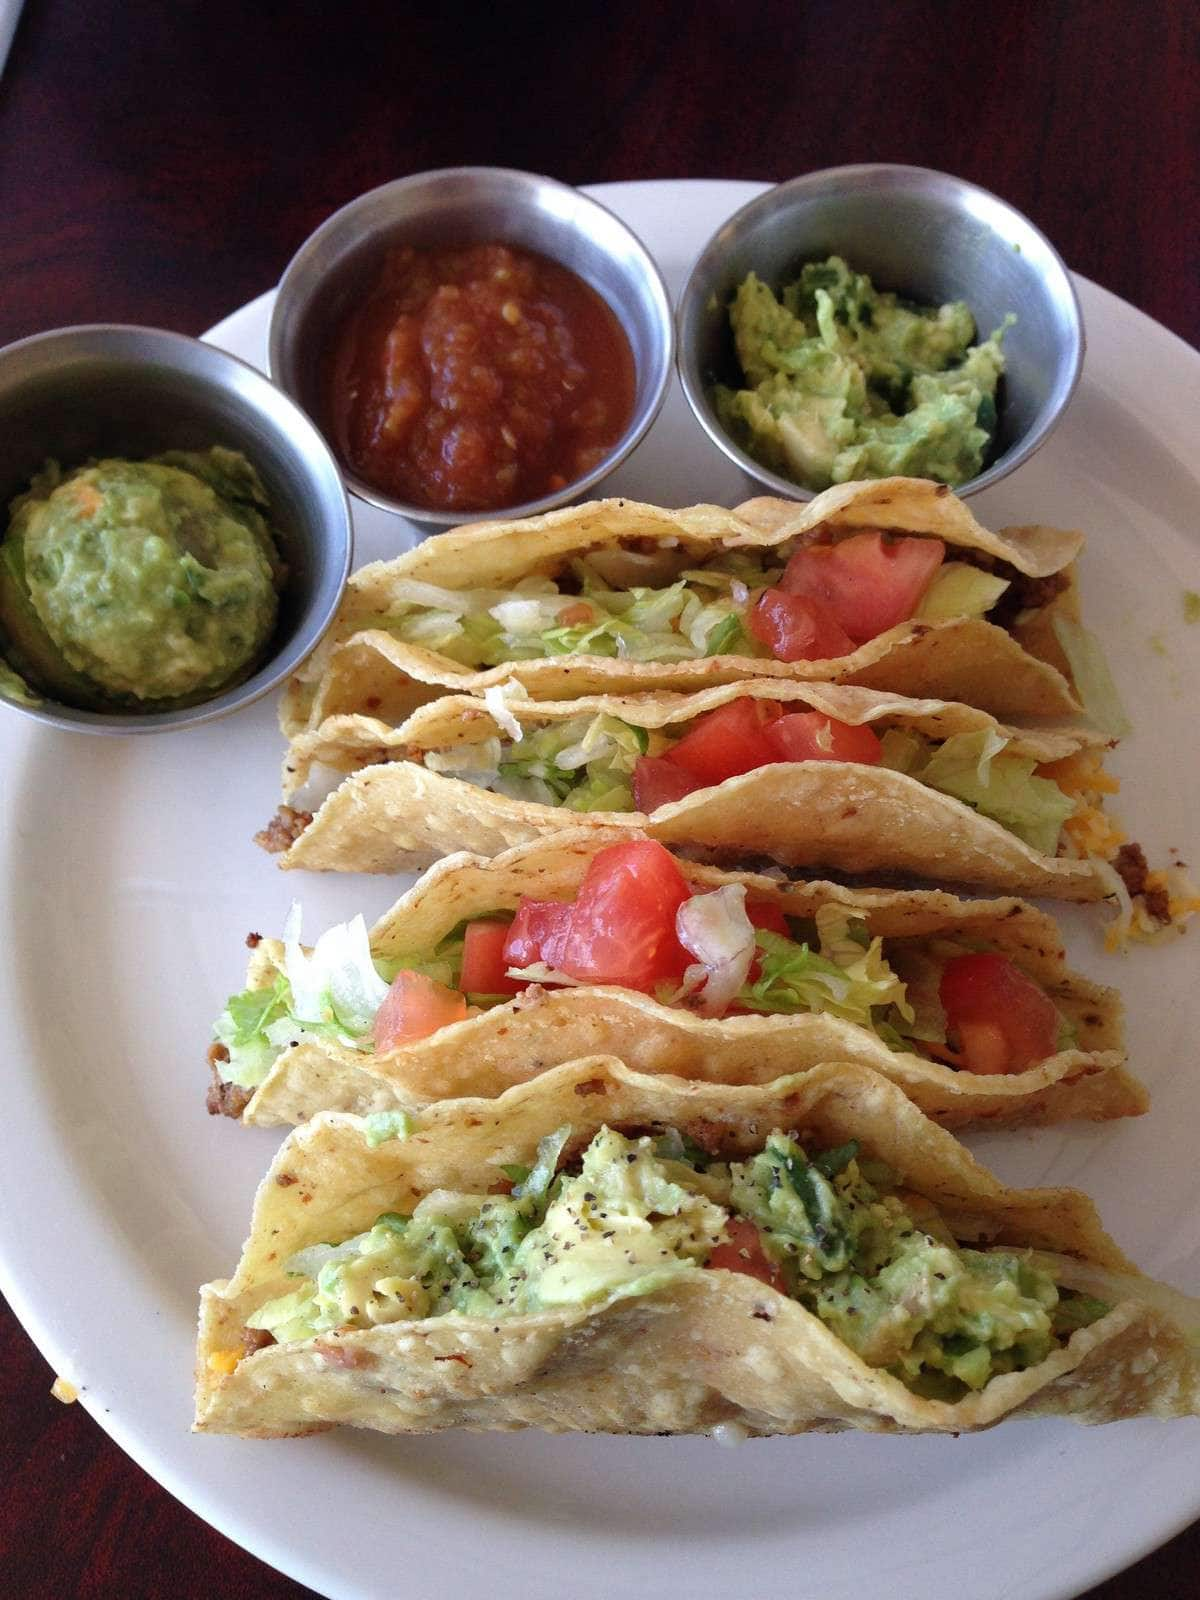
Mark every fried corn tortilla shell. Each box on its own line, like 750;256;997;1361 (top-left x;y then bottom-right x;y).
194;1058;1199;1439
273;679;1113;901
232;827;1135;1130
280;482;1083;735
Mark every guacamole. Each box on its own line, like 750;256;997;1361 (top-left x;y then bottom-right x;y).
713;256;1012;491
0;447;284;709
245;1123;1108;1399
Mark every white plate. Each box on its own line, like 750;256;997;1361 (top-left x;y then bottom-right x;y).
2;179;1199;1600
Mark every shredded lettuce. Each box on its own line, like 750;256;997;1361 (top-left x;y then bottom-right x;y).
212;976;292;1088
1052;616;1132;738
283;904;391;1038
424;736;505;786
704;611;753;655
512;1124;571;1202
373;935;464;991
212;914;469;1091
377;556;783;668
919;731;1076;856
879;727;1076;856
876;727;930;775
736;911;912;1032
675;885;757;1015
483;681;525;741
430;713;645;813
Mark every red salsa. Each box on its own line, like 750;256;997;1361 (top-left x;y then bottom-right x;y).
330;242;636;513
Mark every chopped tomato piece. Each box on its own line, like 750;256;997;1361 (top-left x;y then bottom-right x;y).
373;971;468;1050
662;697;782;787
558;840;692;991
745;899;791;938
764;711;883;766
939;952;1059;1075
705;1217;784;1290
502;842;693;992
780;532;945;643
504;898;573;970
557;601;595;626
632;755;699;813
460;919;525;995
747;586;856;662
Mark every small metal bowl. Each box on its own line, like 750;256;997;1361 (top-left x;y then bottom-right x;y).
269;166;675;528
677;164;1084;501
0;325;351;734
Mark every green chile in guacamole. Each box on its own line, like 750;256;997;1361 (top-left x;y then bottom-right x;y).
713;256;1013;492
0;447;285;709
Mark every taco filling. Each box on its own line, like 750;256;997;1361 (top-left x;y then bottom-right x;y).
373;530;1075;672
410;698;1187;939
229;1122;1109;1402
214;840;1079;1099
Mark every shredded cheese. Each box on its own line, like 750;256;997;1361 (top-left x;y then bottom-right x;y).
1063;806;1126;859
1038;751;1121;797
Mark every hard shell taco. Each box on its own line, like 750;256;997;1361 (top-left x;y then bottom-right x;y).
194;1057;1200;1439
262;680;1176;928
211;830;1136;1131
280;480;1105;733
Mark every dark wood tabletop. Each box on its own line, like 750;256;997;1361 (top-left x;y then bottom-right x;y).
2;2;1198;1596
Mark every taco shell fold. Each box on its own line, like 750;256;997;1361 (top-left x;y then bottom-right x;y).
282;482;1084;734
230;828;1137;1130
272;679;1113;902
195;1058;1200;1439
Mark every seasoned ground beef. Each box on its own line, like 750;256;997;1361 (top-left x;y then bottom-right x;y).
1114;842;1172;925
1144;884;1172;924
205;1043;252;1119
1114;842;1149;898
254;805;313;854
987;566;1071;631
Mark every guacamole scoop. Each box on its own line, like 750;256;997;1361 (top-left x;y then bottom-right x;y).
0;447;284;709
713;256;1012;492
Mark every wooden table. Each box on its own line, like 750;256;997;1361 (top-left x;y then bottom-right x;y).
1;2;1197;1596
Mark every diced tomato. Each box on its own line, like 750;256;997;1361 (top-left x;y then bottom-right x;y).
632;755;699;813
557;840;693;991
459;919;525;995
745;899;791;938
939;952;1059;1075
557;601;595;627
501;842;693;992
705;1218;785;1290
764;711;883;766
373;971;468;1050
747;586;857;662
780;532;945;643
503;897;573;970
662;697;782;787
